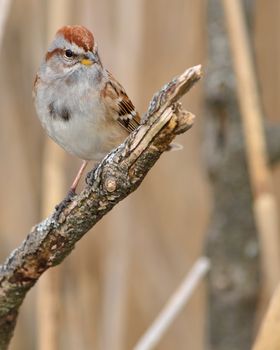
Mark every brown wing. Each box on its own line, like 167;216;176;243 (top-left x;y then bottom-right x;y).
102;70;141;133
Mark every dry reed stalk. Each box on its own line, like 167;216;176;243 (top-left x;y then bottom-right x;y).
253;282;280;350
99;2;144;348
0;0;12;48
134;257;210;350
36;1;70;349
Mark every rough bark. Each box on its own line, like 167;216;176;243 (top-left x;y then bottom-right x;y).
204;1;280;350
204;1;259;349
0;65;201;350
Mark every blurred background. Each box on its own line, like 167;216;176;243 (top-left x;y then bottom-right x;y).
1;0;280;349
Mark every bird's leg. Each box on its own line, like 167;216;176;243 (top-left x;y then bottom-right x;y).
54;160;88;220
70;160;88;193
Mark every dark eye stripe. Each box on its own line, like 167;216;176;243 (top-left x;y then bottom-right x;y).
45;48;64;61
45;47;78;63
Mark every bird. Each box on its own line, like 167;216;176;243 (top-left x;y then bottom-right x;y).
33;25;140;199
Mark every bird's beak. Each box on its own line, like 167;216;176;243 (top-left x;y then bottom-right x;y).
80;52;97;66
81;58;93;66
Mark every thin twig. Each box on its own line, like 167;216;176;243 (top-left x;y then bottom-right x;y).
0;65;202;349
133;257;210;350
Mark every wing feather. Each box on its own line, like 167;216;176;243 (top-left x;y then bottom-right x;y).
102;70;141;133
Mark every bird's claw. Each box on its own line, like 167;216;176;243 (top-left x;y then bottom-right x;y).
53;189;76;221
85;166;98;187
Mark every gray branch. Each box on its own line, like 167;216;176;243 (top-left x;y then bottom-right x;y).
0;65;202;350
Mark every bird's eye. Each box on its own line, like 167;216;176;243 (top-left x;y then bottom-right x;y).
64;49;74;58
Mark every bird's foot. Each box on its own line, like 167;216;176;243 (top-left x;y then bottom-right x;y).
53;189;76;221
85;165;98;187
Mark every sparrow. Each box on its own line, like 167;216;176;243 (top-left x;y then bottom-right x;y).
33;25;140;196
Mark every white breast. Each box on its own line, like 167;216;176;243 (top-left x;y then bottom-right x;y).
34;73;127;161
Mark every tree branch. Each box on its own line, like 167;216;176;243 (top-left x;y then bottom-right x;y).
0;65;201;349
